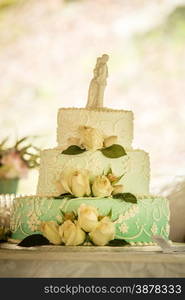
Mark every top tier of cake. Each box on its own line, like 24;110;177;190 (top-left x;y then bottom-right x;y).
57;107;134;149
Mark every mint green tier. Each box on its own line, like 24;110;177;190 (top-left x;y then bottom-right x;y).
10;195;170;245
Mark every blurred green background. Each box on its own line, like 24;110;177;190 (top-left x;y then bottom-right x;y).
0;0;185;194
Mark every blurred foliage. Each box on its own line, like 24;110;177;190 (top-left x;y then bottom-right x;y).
135;6;185;45
0;136;40;170
132;5;185;81
0;0;24;11
166;6;185;42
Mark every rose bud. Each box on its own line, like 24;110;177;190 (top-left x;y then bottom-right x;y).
78;204;99;232
59;220;86;246
40;221;62;245
92;175;113;197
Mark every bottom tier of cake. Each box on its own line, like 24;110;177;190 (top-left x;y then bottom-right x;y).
10;195;170;245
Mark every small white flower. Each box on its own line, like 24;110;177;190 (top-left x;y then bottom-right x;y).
119;223;128;234
27;212;41;232
151;223;158;235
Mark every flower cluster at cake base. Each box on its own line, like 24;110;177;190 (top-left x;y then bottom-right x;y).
39;204;115;246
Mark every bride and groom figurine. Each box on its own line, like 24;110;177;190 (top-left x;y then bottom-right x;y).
86;54;109;109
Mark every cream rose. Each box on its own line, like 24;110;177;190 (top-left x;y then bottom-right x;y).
78;204;99;232
59;220;86;246
89;217;115;246
79;126;104;151
103;135;117;148
71;170;91;197
40;221;62;245
57;169;91;197
92;175;113;197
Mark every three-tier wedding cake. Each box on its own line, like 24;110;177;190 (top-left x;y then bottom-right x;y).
10;55;170;246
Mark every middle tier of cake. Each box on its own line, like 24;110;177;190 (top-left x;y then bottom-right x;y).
37;148;150;196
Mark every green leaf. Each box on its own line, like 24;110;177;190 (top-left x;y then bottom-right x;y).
72;210;77;217
61;145;86;155
59;209;65;217
54;193;75;200
14;136;29;149
106;167;113;176
100;144;127;158
18;234;50;247
82;234;92;246
113;193;137;203
20;144;32;154
0;138;8;149
106;208;113;219
107;239;129;247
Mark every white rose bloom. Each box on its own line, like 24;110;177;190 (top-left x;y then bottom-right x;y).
79;126;104;151
89;217;115;246
57;169;73;195
57;169;91;197
92;175;113;197
78;204;99;232
40;221;62;245
71;170;91;197
59;220;86;246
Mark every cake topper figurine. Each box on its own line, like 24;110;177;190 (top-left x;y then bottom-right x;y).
86;54;109;109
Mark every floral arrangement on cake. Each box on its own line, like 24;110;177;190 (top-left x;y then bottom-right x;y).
60;125;127;158
16;204;125;247
0;137;40;180
39;204;115;246
53;123;136;201
55;167;125;198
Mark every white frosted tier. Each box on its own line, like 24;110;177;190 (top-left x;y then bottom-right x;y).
57;108;133;148
37;148;150;196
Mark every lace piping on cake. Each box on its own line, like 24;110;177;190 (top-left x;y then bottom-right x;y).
119;225;144;240
130;241;157;246
37;148;150;196
115;205;139;223
152;206;162;222
58;107;133;113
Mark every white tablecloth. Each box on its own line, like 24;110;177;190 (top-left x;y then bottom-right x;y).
0;243;185;278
